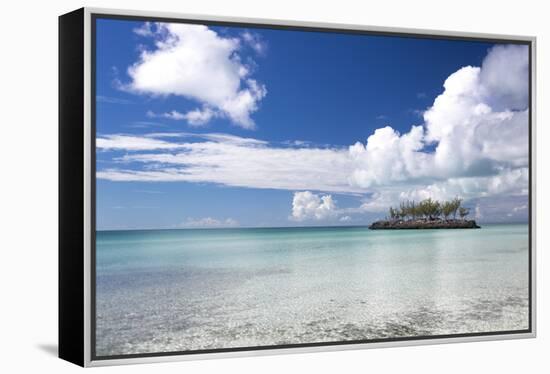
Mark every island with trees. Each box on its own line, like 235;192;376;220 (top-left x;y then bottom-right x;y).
368;198;480;230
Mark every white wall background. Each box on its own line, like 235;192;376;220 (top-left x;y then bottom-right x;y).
0;0;547;372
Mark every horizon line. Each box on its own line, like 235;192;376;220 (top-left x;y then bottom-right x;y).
96;220;528;232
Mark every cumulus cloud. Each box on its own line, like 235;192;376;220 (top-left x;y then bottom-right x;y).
179;217;239;228
479;44;529;111
122;23;266;129
359;167;528;213
348;45;529;191
348;125;430;188
291;191;338;221
423;61;528;175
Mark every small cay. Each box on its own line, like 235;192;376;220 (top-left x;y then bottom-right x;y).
368;197;481;230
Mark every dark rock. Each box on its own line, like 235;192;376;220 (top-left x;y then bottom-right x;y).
368;219;480;230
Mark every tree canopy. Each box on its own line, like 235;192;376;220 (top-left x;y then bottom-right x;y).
387;197;470;221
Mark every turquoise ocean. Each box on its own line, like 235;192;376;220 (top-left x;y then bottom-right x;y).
95;224;529;356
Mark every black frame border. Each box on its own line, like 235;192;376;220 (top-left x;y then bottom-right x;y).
59;8;85;367
89;12;534;362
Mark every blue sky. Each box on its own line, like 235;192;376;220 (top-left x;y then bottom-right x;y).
95;18;530;230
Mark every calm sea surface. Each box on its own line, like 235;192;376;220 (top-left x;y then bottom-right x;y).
95;224;529;356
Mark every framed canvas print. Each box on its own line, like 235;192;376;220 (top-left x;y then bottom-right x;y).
59;7;536;367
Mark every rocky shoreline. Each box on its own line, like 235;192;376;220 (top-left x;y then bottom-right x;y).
368;219;481;230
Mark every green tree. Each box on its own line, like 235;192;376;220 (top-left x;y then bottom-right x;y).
388;207;397;221
409;200;417;220
423;198;441;220
399;201;408;219
385;198;472;223
433;200;442;219
441;201;454;220
459;207;470;220
418;200;430;218
451;197;462;220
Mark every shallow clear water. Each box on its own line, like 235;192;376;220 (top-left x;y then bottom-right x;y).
95;224;529;356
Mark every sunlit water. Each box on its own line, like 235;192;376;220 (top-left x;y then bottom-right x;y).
95;224;529;356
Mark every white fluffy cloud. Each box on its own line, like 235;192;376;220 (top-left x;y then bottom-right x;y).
423;60;528;176
479;45;529;111
123;23;266;129
359;167;528;213
348;45;529;190
291;191;337;221
348;125;430;188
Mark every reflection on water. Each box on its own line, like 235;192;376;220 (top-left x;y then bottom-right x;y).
95;224;529;356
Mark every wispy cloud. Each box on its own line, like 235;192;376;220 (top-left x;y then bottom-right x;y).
241;31;267;56
97;133;356;193
133;189;164;194
97;95;132;104
146;108;217;127
147;110;186;120
178;217;239;228
124;121;168;129
97;134;187;151
408;108;425;117
513;204;528;212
